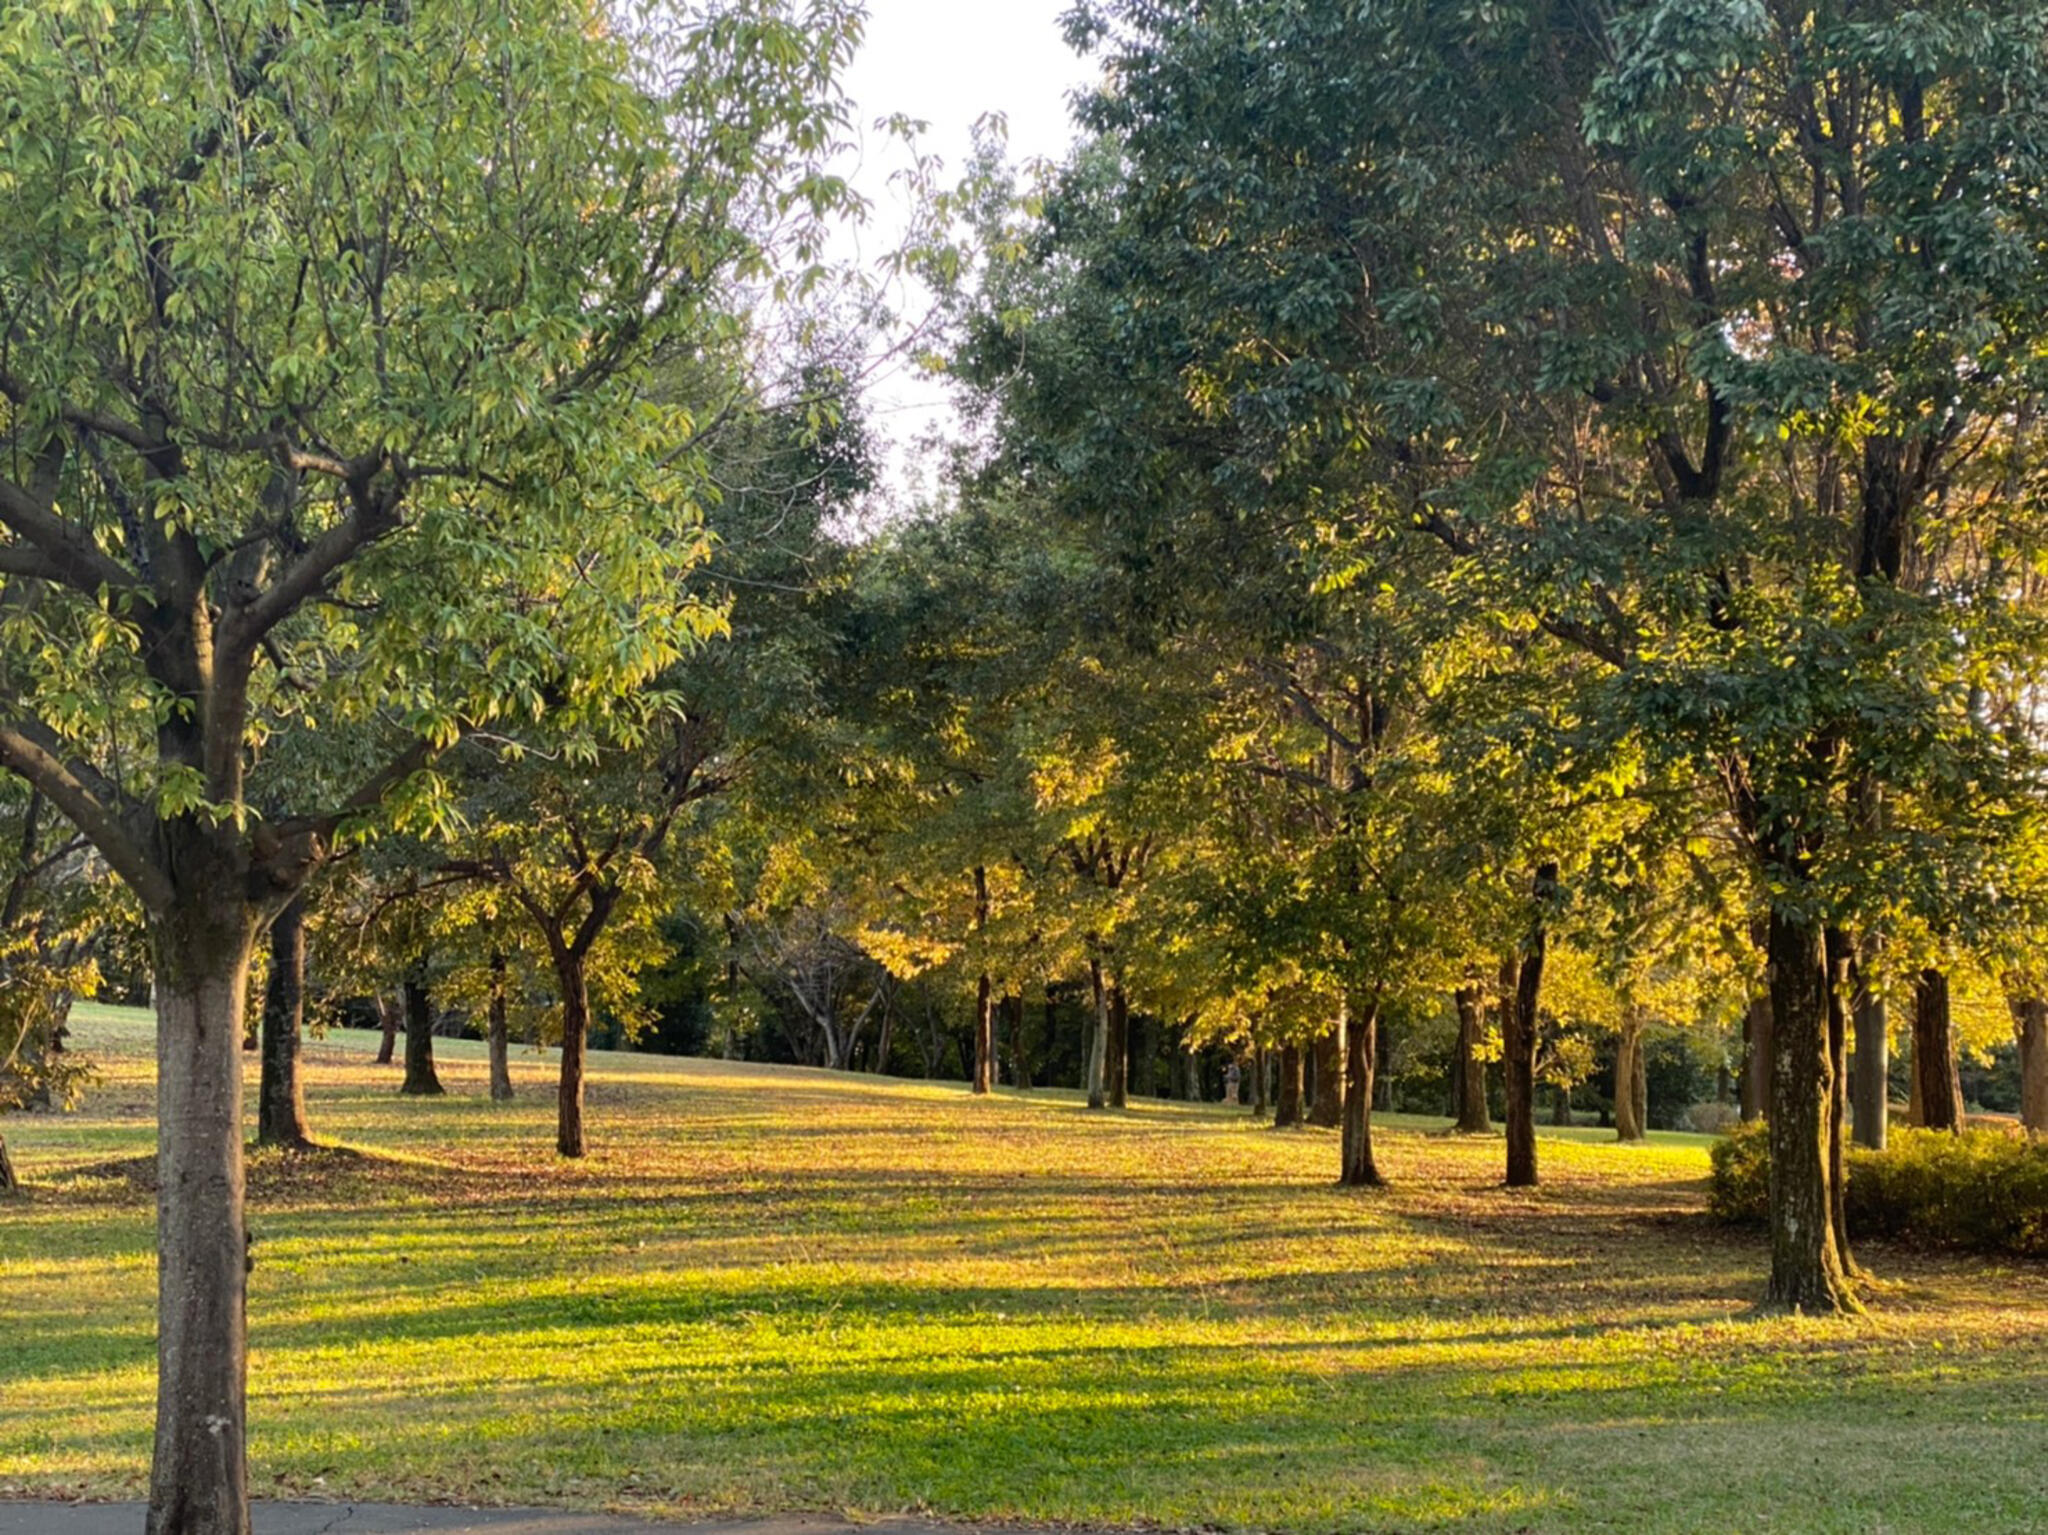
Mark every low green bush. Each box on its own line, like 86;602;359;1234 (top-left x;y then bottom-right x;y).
1709;1120;2048;1258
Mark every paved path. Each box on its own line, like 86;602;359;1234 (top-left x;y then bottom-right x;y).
0;1506;963;1535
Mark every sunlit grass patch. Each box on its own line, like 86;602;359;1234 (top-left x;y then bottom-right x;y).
3;1008;2045;1531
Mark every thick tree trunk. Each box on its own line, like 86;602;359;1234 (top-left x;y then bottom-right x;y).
1274;1042;1303;1127
374;992;399;1065
1453;985;1490;1133
1503;895;1548;1189
972;971;994;1096
1107;984;1130;1108
400;971;444;1097
1741;990;1773;1123
1764;907;1858;1314
553;948;593;1157
1307;1022;1343;1127
1911;968;1964;1132
256;897;313;1149
1614;1014;1646;1143
488;949;514;1103
1851;938;1888;1150
1339;999;1383;1187
149;910;259;1535
2015;998;2048;1136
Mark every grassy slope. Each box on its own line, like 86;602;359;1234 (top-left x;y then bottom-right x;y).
2;1008;2045;1533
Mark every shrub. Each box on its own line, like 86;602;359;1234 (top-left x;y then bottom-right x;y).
1708;1120;2048;1257
1683;1101;1741;1135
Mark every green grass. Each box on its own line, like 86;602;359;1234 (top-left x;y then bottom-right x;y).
4;1010;2046;1532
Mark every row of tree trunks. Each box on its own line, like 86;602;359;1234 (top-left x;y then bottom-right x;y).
1452;985;1490;1134
1273;1043;1304;1127
1911;968;1964;1132
1339;997;1383;1187
255;897;313;1150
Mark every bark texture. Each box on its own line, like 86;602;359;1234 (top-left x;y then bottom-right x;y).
1453;985;1490;1134
148;910;258;1535
1911;968;1964;1132
1764;908;1859;1314
2016;997;2048;1136
1273;1043;1303;1127
1850;944;1888;1151
487;949;514;1103
1339;999;1383;1187
256;897;312;1149
1307;1023;1343;1128
400;972;445;1097
553;949;591;1156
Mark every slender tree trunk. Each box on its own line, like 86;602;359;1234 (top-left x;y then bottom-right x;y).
1307;1020;1343;1127
400;969;445;1097
1614;1012;1646;1143
488;949;514;1103
1824;928;1855;1277
553;946;592;1157
1912;968;1964;1132
1085;956;1108;1109
256;896;313;1149
149;904;259;1535
374;992;399;1066
2015;997;2048;1136
1454;984;1490;1133
973;971;994;1095
0;1132;14;1194
1741;991;1773;1123
1249;1045;1267;1115
1551;1084;1572;1126
1339;998;1383;1187
1764;905;1858;1313
1504;869;1551;1189
1851;937;1888;1150
1107;984;1130;1108
1274;1043;1303;1127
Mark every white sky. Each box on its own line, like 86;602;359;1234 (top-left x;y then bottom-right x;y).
833;0;1100;502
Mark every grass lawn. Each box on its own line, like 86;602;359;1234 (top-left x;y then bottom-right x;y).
3;1008;2046;1532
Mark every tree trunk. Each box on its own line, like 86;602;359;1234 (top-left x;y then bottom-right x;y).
1851;938;1888;1150
1249;1045;1267;1115
0;1132;16;1194
374;992;399;1066
1307;1022;1343;1127
1911;968;1964;1132
1453;985;1490;1133
2015;997;2048;1136
1274;1043;1303;1127
1741;990;1773;1123
256;896;313;1149
1339;998;1383;1187
1107;983;1130;1108
400;970;444;1097
488;949;514;1103
553;947;592;1157
1614;1013;1646;1143
1764;906;1858;1314
1503;875;1550;1189
1824;928;1855;1278
1085;956;1108;1109
149;908;259;1535
972;971;994;1095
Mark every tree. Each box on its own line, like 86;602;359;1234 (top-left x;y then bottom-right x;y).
0;3;856;1527
1041;0;2048;1313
